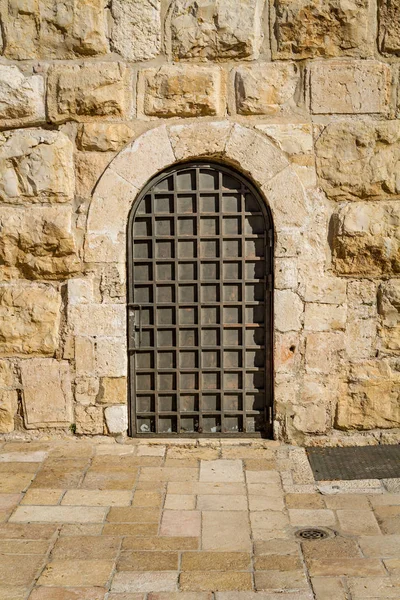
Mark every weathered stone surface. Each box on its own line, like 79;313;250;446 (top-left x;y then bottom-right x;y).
378;280;400;351
256;123;313;156
75;405;104;435
305;332;345;374
0;205;79;280
275;291;303;332
168;0;264;60
75;377;99;405
332;201;400;276
311;60;391;114
316;120;400;200
0;283;61;357
75;151;113;199
1;0;109;59
141;65;222;118
273;0;372;59
336;360;400;430
111;0;161;61
0;129;74;204
97;377;127;405
105;405;128;434
47;63;131;124
0;66;45;128
76;123;134;152
379;0;400;55
304;303;347;332
20;359;73;428
0;390;17;433
235;63;301;115
68;304;125;338
169;121;233;161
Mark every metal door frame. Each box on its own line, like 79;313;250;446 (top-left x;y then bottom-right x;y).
126;160;274;438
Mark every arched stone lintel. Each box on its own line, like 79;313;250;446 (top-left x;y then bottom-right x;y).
85;121;312;263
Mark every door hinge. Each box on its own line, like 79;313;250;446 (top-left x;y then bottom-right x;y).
268;228;273;247
267;406;273;424
268;273;273;292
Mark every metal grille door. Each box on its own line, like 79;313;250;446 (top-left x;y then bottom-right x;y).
127;162;273;437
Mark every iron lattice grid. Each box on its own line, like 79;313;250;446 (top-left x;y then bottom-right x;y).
127;161;273;437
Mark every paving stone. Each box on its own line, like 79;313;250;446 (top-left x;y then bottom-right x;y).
0;523;57;539
0;587;28;600
111;572;178;593
0;451;47;462
164;495;196;510
118;551;179;571
107;507;160;522
0;554;45;585
249;497;284;511
160;511;201;537
359;534;400;557
180;572;253;592
253;540;300;556
167;482;246;495
202;511;251;551
245;472;281;484
149;594;212;600
324;494;371;510
140;468;198;482
374;506;400;534
102;523;159;537
369;494;400;507
307;558;386;577
0;473;35;493
254;570;309;591
81;472;138;490
254;555;302;571
0;539;50;554
137;445;166;457
0;494;22;508
10;506;107;523
122;537;199;551
244;460;277;471
0;462;39;474
107;594;145;600
250;512;290;541
384;558;400;574
51;535;120;560
247;484;283;497
200;460;244;483
132;491;163;508
37;560;114;586
347;576;400;598
302;538;361;561
60;524;103;536
215;594;313;600
285;494;325;509
62;490;132;506
197;495;247;511
29;587;107;599
288;509;336;527
22;488;64;505
181;552;251;571
337;510;381;535
311;576;347;600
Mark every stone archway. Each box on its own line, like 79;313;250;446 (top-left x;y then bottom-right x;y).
83;121;318;439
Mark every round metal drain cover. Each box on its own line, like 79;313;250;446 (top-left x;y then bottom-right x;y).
295;527;334;541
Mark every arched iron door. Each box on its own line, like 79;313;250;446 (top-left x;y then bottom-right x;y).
127;162;273;437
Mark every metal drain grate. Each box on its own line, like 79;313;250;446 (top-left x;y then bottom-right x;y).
307;444;400;481
295;527;333;541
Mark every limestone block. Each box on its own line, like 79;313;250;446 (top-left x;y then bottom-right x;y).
311;60;391;114
346;316;377;360
332;201;400;276
141;65;223;118
275;290;303;332
0;390;17;433
0;360;15;388
96;338;127;378
336;360;400;430
379;0;400;55
275;332;302;374
235;63;301;115
20;359;73;428
169;120;233;161
0;283;61;357
68;304;125;337
2;0;109;59
0;205;79;280
378;280;400;350
293;402;328;434
75;405;104;434
75;337;95;376
111;0;161;61
100;264;126;303
84;233;125;264
75;152;113;199
0;129;74;204
47;63;131;124
0;66;45;128
305;332;345;373
316;120;400;200
303;278;347;304
97;377;127;405
256;123;313;156
262;167;310;228
275;258;298;290
304;303;347;331
105;405;128;434
273;0;372;59
67;278;93;306
168;0;264;60
77;123;134;152
75;377;99;405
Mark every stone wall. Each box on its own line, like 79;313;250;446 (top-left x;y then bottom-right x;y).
1;0;400;445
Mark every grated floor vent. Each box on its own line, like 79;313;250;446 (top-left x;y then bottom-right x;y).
307;444;400;481
295;527;334;541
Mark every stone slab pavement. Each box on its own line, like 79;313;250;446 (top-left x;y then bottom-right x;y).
0;437;399;599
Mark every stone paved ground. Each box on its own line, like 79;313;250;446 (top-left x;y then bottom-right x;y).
0;438;400;599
